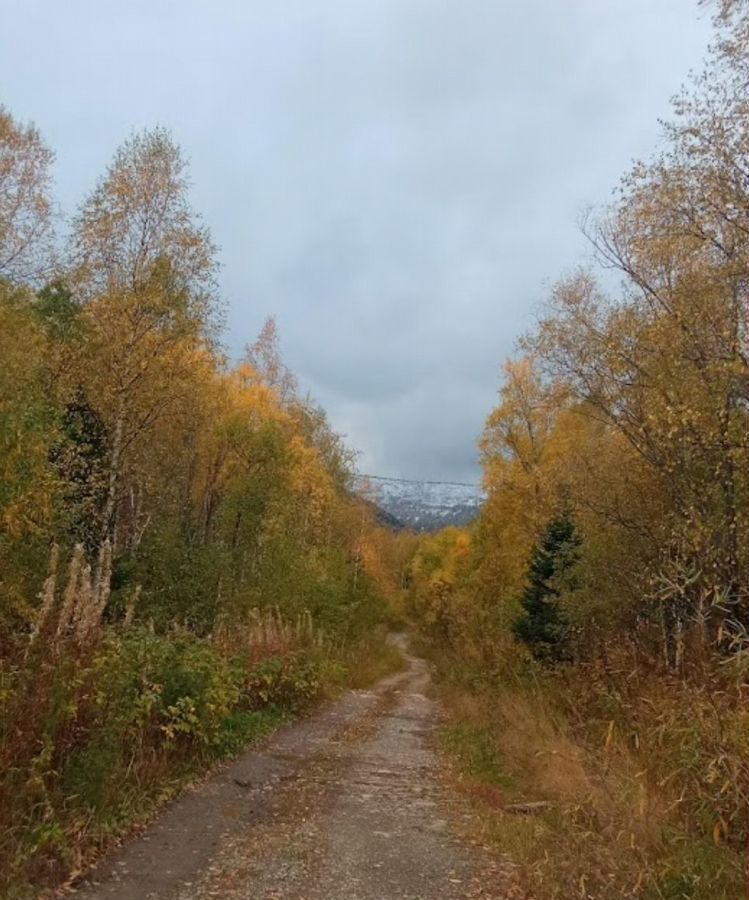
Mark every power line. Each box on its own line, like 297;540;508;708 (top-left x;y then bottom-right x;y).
355;473;483;490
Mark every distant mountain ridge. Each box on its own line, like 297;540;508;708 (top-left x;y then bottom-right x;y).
354;474;485;532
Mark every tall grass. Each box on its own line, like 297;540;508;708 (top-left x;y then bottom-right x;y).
425;630;748;899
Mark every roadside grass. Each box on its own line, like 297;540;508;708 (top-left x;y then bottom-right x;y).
1;620;402;899
436;680;745;900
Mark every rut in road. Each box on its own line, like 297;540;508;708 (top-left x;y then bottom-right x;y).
72;636;515;900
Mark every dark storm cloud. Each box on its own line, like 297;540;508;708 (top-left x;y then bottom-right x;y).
3;0;712;479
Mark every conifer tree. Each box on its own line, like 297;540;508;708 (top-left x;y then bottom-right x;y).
512;513;580;661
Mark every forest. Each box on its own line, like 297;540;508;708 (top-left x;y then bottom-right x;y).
0;117;410;896
2;1;749;898
407;3;749;897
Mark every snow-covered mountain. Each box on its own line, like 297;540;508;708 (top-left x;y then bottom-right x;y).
354;475;485;532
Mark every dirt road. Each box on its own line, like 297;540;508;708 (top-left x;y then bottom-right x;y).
72;637;513;899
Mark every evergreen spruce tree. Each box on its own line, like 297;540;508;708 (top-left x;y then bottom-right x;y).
512;513;580;661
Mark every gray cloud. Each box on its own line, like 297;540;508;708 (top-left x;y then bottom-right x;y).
2;0;712;479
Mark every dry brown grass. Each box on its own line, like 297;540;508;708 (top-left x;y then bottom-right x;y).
438;675;746;899
27;541;113;656
212;605;322;663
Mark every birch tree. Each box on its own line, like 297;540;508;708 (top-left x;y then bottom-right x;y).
69;128;219;550
0;108;55;283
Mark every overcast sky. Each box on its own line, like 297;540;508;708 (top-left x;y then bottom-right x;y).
3;1;713;482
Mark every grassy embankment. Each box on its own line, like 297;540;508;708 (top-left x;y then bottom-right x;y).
426;641;747;900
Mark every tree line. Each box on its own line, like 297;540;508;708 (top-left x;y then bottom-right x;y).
407;4;749;897
0;115;407;896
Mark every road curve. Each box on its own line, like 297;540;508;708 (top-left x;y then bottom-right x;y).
71;636;514;900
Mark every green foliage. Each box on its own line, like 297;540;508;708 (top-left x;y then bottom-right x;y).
49;390;110;552
0;622;401;897
0;283;58;526
243;655;321;710
442;722;513;789
34;280;81;341
512;514;580;661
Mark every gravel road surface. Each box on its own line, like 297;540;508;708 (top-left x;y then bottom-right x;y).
71;637;514;900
